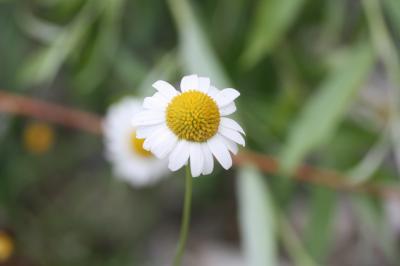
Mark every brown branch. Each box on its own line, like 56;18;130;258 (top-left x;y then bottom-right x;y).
0;91;102;134
1;90;399;198
233;151;400;198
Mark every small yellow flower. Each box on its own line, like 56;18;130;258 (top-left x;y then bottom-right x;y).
23;122;55;154
0;231;14;262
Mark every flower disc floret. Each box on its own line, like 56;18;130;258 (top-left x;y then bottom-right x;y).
166;90;220;142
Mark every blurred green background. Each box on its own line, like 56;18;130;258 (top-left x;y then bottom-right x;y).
1;0;400;265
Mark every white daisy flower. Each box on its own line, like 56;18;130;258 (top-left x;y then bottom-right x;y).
103;98;168;186
133;74;245;177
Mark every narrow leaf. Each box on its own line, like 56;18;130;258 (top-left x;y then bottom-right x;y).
280;42;374;174
304;187;336;261
384;0;400;33
167;0;230;88
279;217;317;266
240;0;305;68
237;166;277;266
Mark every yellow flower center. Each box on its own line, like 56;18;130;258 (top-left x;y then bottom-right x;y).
0;232;13;262
23;122;54;154
166;90;220;142
130;132;152;157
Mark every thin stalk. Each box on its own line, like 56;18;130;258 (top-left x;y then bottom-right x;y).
173;164;193;266
279;216;317;266
362;0;400;173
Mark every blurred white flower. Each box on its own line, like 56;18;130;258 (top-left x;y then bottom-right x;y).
103;98;168;186
133;74;245;177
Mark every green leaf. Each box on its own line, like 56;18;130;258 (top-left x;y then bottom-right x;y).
237;166;277;266
279;217;317;266
347;131;390;184
167;0;230;88
240;0;305;68
352;195;400;263
384;0;400;33
19;15;89;86
136;51;180;97
18;0;100;86
74;0;123;94
280;42;374;174
304;187;336;262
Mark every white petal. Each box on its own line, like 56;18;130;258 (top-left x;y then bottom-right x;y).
132;111;165;126
136;124;164;138
152;80;178;100
146;126;172;151
201;143;214;175
189;142;204;177
169;140;190;171
198;77;210;93
207;135;232;170
218;127;245;146
143;126;168;150
220;102;237;116
180;74;199;92
207;86;220;99
151;130;178;159
220;135;239;155
220;117;245;134
153;92;171;102
214;88;240;107
143;96;168;111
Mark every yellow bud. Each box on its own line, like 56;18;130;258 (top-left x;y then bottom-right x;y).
0;231;13;262
23;122;55;154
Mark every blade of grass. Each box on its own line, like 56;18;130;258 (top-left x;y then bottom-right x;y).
304;187;336;262
363;0;400;176
279;216;317;266
383;0;400;33
348;129;390;184
237;166;277;266
280;41;374;174
240;0;305;68
167;0;230;88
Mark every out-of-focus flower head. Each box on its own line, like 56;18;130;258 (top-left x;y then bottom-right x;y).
103;98;168;186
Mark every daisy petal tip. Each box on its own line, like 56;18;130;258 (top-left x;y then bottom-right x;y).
191;171;201;178
202;169;213;175
215;88;241;107
221;162;232;170
224;88;240;98
151;80;166;88
168;164;181;172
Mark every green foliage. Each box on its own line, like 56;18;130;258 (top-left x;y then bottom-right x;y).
237;166;277;266
240;0;305;68
280;42;375;174
167;0;230;88
0;0;399;265
304;187;336;262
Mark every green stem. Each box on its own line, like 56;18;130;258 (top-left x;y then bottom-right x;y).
173;164;193;266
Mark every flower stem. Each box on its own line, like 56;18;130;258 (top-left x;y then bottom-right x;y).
173;164;192;266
